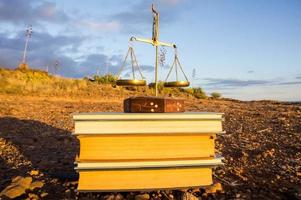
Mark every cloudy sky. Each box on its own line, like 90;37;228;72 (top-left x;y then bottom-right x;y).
0;0;300;101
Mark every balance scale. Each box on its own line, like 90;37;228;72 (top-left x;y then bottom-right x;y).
73;4;224;192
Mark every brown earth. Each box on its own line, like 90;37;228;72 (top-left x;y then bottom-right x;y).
0;94;300;200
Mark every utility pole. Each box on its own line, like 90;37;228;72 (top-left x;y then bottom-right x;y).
53;60;60;75
192;68;196;87
19;24;33;69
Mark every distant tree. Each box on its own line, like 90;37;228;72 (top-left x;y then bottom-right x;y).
211;92;222;99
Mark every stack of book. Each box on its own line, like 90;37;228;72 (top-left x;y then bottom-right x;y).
73;112;224;191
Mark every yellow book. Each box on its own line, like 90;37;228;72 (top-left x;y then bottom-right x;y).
77;134;215;161
76;157;223;191
77;167;213;191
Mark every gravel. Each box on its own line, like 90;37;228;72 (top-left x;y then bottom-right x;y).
0;95;300;199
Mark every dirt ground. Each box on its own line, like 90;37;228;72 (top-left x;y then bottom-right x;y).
0;95;300;200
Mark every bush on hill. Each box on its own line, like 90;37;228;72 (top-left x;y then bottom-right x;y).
92;74;117;84
211;92;222;99
184;87;207;99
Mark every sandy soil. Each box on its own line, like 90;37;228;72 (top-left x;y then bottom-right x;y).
0;95;300;200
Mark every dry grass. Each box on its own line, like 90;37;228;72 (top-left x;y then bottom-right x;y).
0;68;127;98
0;68;87;95
0;68;199;99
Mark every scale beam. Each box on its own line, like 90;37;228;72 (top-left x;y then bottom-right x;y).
130;37;176;48
158;41;176;48
130;37;153;45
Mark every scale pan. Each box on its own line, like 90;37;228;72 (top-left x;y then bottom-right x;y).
164;81;190;87
116;79;146;86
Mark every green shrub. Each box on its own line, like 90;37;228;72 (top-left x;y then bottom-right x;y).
147;81;164;94
184;88;194;95
211;92;222;99
93;74;117;84
192;87;207;99
181;87;207;99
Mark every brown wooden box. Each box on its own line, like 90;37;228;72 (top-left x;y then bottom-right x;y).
123;96;185;113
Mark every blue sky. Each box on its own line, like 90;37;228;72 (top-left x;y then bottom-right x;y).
0;0;300;101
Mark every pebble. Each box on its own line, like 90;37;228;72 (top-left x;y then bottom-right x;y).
135;193;150;200
28;193;39;200
115;193;124;200
30;170;39;176
205;182;223;193
182;192;199;200
40;192;48;197
0;176;32;198
30;181;44;190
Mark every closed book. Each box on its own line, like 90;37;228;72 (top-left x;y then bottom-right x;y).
77;134;215;161
77;168;213;191
76;158;223;191
73;112;223;135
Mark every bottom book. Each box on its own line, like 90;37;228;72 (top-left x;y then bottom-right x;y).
77;167;212;191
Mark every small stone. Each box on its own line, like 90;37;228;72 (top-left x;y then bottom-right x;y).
14;176;32;188
213;182;223;192
70;181;78;185
28;193;39;200
202;192;208;198
0;185;26;199
50;179;58;184
103;194;115;200
40;192;48;197
135;193;150;200
0;176;32;198
205;182;223;193
115;193;124;200
181;192;198;200
30;181;44;190
30;170;39;176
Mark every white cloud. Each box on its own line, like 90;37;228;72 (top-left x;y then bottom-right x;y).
158;0;186;6
76;20;121;32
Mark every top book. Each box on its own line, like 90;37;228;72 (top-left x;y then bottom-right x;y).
73;112;224;135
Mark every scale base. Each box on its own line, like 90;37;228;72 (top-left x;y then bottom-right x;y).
124;96;185;113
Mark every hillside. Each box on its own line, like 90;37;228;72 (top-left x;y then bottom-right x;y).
0;68;127;99
0;68;300;199
0;68;197;99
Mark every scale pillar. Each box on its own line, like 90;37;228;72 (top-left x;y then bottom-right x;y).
155;45;159;96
